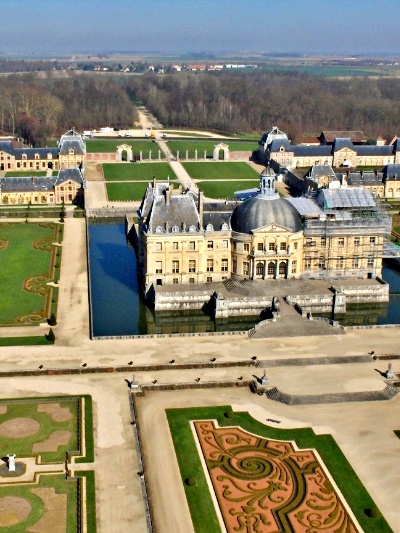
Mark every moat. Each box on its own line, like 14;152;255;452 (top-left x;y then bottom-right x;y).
88;221;400;337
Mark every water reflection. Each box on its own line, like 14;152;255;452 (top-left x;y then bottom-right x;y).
88;222;258;337
88;222;400;336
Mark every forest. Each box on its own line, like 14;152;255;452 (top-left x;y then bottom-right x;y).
0;74;137;146
1;69;400;146
124;71;400;141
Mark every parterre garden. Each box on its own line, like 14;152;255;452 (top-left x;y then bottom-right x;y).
0;222;62;328
167;406;391;533
0;395;95;532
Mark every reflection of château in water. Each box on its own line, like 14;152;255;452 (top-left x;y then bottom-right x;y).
141;305;258;335
319;302;389;327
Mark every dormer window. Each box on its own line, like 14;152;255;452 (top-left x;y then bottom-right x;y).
34;153;40;160
221;223;229;230
206;223;214;231
155;226;163;233
69;148;75;155
47;153;52;159
189;225;196;232
22;153;27;160
280;146;285;152
172;225;179;232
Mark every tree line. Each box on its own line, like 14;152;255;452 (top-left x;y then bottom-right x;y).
0;74;137;146
124;71;400;141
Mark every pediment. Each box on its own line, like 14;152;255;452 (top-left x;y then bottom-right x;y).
252;223;291;234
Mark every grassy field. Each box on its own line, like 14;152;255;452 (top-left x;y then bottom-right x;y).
86;139;164;159
168;140;257;158
103;162;177;181
4;171;53;177
167;406;391;533
197;179;259;199
106;181;151;201
0;222;61;325
0;336;53;346
182;161;258;180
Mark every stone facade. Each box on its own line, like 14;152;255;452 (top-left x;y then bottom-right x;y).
0;129;85;172
132;168;389;299
259;127;400;170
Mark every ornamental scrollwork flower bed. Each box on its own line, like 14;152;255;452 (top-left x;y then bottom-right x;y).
194;421;359;533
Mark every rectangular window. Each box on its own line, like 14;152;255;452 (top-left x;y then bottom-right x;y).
370;237;376;244
207;259;214;272
269;242;275;251
244;243;250;252
305;257;312;270
156;242;162;251
294;242;298;250
258;243;264;251
173;242;179;250
354;237;360;247
189;241;195;250
353;256;359;268
243;261;249;276
173;278;179;284
222;240;228;249
280;242;286;251
321;237;326;247
367;255;374;267
207;241;213;249
172;260;179;274
189;260;196;273
318;256;326;269
291;260;297;273
207;276;213;282
155;261;162;274
221;259;228;272
338;238;344;247
189;278;195;284
337;257;344;268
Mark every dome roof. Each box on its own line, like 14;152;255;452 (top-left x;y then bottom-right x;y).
230;196;302;234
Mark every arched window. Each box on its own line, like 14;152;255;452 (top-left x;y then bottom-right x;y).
267;262;275;276
279;261;287;276
256;262;264;276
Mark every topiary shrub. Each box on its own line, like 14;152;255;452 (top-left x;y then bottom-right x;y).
185;477;197;487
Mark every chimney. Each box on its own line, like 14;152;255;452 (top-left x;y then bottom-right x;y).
198;189;204;222
165;186;171;205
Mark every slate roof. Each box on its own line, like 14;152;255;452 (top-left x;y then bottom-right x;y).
345;172;383;187
0;141;59;160
308;164;337;180
332;138;355;151
356;145;393;156
0;176;54;193
267;138;293;152
384;164;400;179
58;130;85;155
292;145;332;157
146;195;200;233
54;168;84;186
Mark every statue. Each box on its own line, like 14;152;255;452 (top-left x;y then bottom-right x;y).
387;363;394;380
7;454;16;472
261;369;269;386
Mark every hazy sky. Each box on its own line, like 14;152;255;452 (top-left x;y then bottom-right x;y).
2;0;400;56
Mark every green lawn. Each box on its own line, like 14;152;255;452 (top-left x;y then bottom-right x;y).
103;162;177;181
0;474;79;533
197;180;259;199
169;141;257;158
5;171;49;177
182;161;258;181
106;181;152;201
0;336;53;346
86;139;164;159
167;406;391;533
0;222;61;325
